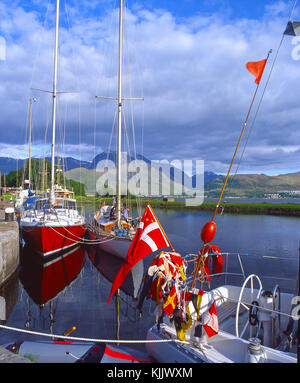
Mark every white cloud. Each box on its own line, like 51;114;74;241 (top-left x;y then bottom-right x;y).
0;1;299;175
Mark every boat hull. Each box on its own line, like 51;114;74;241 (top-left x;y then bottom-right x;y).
3;340;152;363
87;229;131;260
21;224;86;257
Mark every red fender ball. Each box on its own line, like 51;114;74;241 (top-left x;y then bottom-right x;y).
201;221;217;243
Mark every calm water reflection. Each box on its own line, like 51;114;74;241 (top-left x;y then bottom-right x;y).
0;208;299;353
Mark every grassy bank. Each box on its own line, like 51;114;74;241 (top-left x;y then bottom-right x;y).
76;196;300;217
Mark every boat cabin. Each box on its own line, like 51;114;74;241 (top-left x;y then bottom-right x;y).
34;197;77;211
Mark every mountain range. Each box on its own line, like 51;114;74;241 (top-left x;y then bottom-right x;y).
1;155;299;197
205;172;300;198
0;153;219;184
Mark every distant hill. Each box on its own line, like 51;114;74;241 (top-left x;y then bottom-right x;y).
0;157;25;174
205;172;300;198
1;154;298;198
0;153;220;190
65;163;207;197
0;156;90;174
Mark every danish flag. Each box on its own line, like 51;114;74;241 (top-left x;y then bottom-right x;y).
107;204;170;304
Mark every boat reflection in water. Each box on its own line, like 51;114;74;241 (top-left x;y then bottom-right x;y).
87;245;144;300
6;244;151;363
20;245;85;308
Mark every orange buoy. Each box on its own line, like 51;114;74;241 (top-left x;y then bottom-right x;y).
201;221;217;243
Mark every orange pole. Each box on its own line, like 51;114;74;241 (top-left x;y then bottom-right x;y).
191;51;272;289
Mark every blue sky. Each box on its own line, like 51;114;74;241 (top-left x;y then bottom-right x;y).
0;0;300;175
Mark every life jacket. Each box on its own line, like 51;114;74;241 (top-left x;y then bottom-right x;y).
203;244;223;281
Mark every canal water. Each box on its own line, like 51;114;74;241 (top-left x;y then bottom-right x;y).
0;207;299;355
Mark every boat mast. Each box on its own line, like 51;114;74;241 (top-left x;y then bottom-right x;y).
28;97;36;188
50;0;60;204
116;0;123;227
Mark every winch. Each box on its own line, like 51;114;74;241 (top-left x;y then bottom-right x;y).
245;337;266;363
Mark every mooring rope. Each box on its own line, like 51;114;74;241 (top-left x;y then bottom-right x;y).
0;324;187;345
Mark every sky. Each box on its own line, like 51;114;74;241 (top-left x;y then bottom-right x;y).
0;0;300;175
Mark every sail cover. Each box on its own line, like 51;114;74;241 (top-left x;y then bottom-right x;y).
284;21;300;36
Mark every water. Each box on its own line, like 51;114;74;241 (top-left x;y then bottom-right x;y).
0;208;299;355
189;197;300;204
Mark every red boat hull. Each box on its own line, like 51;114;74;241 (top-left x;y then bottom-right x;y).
22;224;86;256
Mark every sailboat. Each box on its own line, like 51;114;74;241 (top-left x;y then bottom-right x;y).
87;0;141;259
136;9;298;364
20;0;86;257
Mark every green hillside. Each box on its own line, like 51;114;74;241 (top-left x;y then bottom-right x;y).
205;172;300;198
65;167;300;199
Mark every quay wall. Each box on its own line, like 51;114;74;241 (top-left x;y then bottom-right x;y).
0;201;19;288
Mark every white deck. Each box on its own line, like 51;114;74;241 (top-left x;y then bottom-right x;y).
146;285;297;363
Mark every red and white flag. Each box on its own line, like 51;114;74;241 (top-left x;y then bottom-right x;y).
107;204;170;304
202;299;219;338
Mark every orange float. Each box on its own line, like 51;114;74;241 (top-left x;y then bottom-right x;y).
201;221;217;243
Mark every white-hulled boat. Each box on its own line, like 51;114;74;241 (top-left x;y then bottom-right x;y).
145;252;298;363
20;0;86;256
142;5;299;363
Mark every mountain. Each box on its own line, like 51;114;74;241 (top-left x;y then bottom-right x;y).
205;172;300;198
0;157;25;174
0;156;91;175
2;154;298;198
0;153;220;185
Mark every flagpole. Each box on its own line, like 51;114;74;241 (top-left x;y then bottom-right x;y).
191;50;272;289
147;200;175;252
211;50;272;222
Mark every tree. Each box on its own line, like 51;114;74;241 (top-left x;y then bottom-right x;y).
2;159;86;196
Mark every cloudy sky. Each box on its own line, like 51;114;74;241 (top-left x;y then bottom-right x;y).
0;0;300;175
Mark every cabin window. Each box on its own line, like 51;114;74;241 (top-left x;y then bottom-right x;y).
35;199;48;210
65;200;76;210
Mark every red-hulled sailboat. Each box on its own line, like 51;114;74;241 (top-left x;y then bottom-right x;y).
20;0;85;256
21;196;86;256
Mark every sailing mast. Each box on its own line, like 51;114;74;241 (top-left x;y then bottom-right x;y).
50;0;60;205
28;97;36;188
94;0;142;227
116;0;123;227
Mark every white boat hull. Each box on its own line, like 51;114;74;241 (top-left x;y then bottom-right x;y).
146;324;297;363
87;229;132;260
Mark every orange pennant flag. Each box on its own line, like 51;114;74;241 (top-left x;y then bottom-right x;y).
246;59;267;85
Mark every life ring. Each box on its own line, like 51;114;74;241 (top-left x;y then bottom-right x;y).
203;244;223;281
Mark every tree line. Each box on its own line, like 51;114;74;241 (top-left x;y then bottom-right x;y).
1;158;86;196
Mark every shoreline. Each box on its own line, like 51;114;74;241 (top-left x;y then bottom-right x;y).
76;198;300;217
